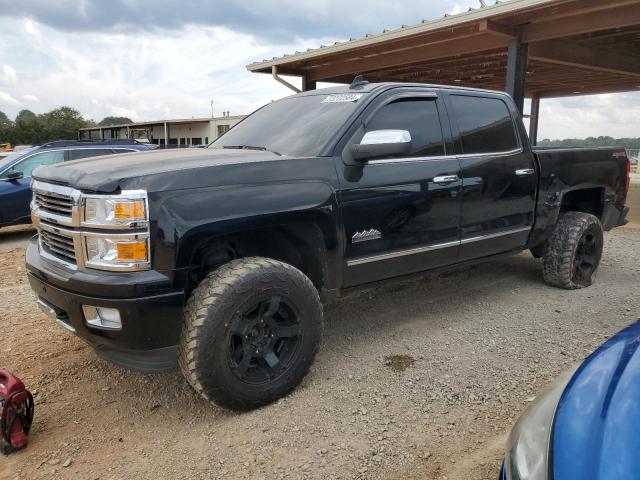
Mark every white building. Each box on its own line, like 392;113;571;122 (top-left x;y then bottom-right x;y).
79;113;245;147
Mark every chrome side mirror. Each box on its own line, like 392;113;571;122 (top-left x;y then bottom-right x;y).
350;129;412;161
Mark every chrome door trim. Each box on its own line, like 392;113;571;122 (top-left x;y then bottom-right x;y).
460;226;531;244
347;226;531;267
456;148;523;159
347;240;459;267
366;148;524;166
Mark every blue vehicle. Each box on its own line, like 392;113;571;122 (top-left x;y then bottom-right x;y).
501;320;640;480
0;140;155;227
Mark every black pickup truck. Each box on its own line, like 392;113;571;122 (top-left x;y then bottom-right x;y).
26;82;630;410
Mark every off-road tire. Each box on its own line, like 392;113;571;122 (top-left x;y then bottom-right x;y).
178;257;323;411
542;211;603;289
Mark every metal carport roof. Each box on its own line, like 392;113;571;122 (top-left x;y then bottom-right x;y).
247;0;640;99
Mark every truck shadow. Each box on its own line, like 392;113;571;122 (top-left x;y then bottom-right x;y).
322;251;543;346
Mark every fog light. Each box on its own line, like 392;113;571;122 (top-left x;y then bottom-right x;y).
82;305;122;330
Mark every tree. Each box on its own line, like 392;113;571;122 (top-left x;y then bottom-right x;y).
98;116;133;126
41;106;92;141
14;109;45;144
0;110;11;126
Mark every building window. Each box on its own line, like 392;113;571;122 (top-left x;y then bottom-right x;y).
205;137;209;144
217;125;230;137
192;137;202;145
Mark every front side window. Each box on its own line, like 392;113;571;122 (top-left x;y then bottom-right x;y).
364;98;445;158
1;150;65;178
450;95;519;154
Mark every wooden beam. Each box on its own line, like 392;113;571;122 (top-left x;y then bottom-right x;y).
537;83;640;98
479;19;515;39
302;74;317;91
522;3;640;42
529;39;640;78
308;33;510;81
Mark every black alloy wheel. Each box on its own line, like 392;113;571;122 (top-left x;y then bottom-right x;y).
228;296;303;385
571;226;602;286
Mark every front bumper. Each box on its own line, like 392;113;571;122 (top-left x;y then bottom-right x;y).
26;237;185;373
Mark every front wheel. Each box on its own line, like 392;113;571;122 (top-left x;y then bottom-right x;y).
542;211;603;289
178;257;323;411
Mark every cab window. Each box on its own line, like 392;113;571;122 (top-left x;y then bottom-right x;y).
450;95;519;154
364;98;445;158
1;150;65;178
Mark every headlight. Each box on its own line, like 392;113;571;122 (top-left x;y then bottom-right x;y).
82;190;148;228
505;367;577;480
84;233;150;271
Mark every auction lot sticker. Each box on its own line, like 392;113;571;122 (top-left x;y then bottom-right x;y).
322;94;363;103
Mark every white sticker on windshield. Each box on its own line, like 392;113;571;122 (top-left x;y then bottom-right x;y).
322;94;363;103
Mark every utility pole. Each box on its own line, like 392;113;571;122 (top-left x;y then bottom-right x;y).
210;100;214;118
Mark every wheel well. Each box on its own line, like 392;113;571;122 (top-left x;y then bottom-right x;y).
560;188;604;218
186;223;328;298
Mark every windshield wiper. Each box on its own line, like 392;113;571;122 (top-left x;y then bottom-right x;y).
223;145;282;156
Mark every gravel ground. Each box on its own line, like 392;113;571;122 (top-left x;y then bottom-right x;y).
1;219;638;480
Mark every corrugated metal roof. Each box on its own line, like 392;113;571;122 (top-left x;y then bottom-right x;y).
246;0;556;71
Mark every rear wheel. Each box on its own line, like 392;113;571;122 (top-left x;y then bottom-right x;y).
542;212;603;289
178;257;323;410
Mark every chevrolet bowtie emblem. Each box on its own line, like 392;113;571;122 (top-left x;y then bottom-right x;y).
351;229;382;243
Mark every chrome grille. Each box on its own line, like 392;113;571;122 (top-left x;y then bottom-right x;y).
34;191;73;218
39;229;77;265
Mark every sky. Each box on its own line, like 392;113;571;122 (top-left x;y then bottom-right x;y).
0;0;638;140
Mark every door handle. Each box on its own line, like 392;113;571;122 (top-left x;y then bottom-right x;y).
433;175;459;184
515;168;535;176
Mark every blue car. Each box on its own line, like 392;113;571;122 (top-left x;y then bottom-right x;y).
501;320;640;480
0;140;155;227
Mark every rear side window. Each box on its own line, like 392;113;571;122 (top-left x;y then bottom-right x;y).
68;149;114;160
450;95;519;154
366;98;444;157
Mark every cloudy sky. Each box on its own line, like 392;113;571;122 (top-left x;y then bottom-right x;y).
0;0;638;140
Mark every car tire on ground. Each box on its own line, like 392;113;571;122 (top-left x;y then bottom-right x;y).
178;257;323;411
542;211;604;289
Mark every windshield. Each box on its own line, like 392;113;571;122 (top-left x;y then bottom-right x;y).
211;93;365;157
0;148;37;172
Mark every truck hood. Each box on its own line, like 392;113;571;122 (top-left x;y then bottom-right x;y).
32;148;283;193
552;320;640;480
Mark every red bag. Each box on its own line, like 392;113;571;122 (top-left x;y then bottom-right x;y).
0;370;34;455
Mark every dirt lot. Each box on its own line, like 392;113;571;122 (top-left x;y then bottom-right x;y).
1;218;639;480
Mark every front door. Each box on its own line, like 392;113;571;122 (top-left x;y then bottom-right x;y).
338;91;462;287
446;92;536;260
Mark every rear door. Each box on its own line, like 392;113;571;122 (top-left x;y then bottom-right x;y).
338;89;462;286
445;92;536;260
